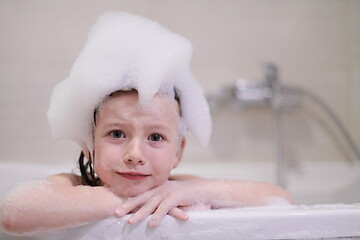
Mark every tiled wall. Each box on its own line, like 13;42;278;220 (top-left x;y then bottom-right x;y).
0;0;359;165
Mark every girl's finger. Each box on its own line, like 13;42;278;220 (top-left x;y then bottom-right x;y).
147;195;179;228
127;195;163;224
114;190;154;217
148;207;188;228
168;207;188;221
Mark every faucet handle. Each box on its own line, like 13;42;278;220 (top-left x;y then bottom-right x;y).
263;62;278;89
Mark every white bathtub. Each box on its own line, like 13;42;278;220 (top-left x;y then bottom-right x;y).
1;160;360;239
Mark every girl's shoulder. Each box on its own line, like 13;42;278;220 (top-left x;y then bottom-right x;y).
47;173;83;186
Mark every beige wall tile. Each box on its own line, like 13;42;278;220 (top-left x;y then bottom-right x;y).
0;0;358;165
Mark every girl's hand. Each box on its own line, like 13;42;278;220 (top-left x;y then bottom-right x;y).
112;178;293;228
113;180;211;228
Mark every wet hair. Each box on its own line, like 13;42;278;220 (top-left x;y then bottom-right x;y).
78;89;181;186
79;152;101;186
78;107;101;186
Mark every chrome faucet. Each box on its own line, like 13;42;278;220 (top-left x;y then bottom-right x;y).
208;62;360;188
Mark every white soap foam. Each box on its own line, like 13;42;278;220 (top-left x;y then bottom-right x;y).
47;11;211;153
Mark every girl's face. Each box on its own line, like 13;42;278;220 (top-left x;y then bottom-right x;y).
93;91;185;197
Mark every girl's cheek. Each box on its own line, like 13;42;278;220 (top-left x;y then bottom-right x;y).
98;158;114;171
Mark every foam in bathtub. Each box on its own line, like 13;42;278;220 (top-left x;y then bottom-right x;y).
47;11;211;154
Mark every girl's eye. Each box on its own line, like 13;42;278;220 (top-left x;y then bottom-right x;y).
148;133;164;142
110;130;125;139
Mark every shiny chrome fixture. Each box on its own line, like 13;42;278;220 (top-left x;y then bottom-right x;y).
208;62;360;188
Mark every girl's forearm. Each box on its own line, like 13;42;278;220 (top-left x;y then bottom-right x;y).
204;179;293;208
0;181;122;235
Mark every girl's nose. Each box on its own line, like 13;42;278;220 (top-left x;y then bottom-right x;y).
124;139;146;165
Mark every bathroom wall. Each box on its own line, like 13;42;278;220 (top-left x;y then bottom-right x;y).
0;0;359;168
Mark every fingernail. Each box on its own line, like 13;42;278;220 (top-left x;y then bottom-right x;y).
181;213;189;221
148;217;160;228
127;216;137;225
114;208;124;217
148;221;158;228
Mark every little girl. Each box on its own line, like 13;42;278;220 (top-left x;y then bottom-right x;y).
0;12;292;235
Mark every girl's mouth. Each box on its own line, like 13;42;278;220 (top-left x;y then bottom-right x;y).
117;172;151;181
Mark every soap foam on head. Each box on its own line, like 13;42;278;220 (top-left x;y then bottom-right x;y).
47;12;211;153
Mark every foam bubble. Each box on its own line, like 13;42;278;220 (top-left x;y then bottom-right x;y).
47;12;211;153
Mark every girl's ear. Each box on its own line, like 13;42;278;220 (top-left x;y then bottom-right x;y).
173;137;186;169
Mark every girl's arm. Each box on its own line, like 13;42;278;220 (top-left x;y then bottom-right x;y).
115;178;293;228
0;174;123;235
